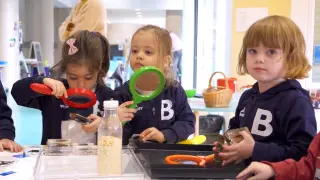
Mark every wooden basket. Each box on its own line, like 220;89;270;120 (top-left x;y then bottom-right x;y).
202;72;233;108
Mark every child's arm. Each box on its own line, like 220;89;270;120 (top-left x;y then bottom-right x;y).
161;86;195;143
252;98;317;162
11;76;47;110
0;81;15;141
238;132;320;180
114;84;135;145
12;76;67;111
0;81;23;152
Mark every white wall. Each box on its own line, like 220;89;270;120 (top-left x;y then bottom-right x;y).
21;0;54;67
290;0;314;89
107;23;142;45
0;0;20;89
166;10;183;38
291;0;320;132
181;0;195;90
214;0;232;77
54;8;71;65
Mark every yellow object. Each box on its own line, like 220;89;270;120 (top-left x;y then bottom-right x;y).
177;135;206;145
230;0;291;89
43;60;49;67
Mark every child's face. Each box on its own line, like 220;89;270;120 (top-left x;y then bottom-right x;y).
130;31;166;72
65;64;98;89
246;43;286;83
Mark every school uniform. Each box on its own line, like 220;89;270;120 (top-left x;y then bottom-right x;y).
0;80;15;140
229;79;317;164
115;81;195;145
11;76;115;145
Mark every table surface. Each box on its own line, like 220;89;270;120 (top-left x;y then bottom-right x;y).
0;146;149;180
0;150;36;180
0;146;240;180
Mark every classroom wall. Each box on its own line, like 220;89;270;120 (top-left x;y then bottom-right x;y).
166;10;183;38
230;0;291;90
54;8;71;65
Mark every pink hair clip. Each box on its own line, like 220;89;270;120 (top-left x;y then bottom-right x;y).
66;38;78;55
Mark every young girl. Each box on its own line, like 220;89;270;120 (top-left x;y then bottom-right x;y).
115;25;195;145
11;30;114;145
213;15;317;165
237;132;320;180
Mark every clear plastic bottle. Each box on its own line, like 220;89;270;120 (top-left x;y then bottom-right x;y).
97;100;122;175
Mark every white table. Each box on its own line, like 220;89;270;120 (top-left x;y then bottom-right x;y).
0;146;149;180
0;150;37;180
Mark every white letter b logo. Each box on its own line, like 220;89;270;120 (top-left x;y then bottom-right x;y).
161;100;174;120
251;108;273;137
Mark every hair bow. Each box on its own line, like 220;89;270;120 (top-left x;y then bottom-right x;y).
66;38;78;55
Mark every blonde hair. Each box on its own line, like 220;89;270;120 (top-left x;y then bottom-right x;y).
238;15;311;79
130;25;175;87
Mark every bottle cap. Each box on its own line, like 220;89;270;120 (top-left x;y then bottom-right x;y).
103;100;119;109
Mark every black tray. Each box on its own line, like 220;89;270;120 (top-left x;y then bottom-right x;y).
132;139;247;179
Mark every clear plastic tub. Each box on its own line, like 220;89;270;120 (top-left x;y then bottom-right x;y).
33;148;148;180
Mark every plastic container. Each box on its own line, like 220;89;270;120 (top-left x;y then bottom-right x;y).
132;139;246;179
97;100;122;175
217;77;237;92
185;89;196;98
44;139;72;156
33;148;147;180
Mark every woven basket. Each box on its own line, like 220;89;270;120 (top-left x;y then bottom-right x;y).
202;72;233;108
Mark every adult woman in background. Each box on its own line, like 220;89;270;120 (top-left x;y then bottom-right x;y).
59;0;107;41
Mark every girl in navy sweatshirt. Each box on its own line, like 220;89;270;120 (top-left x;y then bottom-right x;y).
213;15;317;165
116;25;195;145
12;31;114;145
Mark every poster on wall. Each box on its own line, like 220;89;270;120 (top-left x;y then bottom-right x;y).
235;8;269;32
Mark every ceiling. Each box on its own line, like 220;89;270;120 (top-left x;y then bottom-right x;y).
107;9;166;25
54;0;168;25
54;0;184;10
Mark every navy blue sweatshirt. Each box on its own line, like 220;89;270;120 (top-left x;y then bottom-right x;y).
11;76;115;145
115;81;195;145
0;81;15;140
229;79;317;163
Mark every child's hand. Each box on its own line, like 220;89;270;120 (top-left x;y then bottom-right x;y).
140;127;165;143
117;101;137;122
218;130;255;166
82;114;101;132
43;78;68;98
236;162;276;180
0;139;23;153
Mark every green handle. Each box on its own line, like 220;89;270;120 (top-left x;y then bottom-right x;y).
129;66;165;109
122;66;165;126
